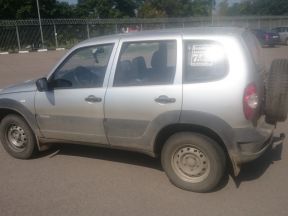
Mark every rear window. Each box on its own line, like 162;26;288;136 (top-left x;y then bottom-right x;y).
184;41;228;83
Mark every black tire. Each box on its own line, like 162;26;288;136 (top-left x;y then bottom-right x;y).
0;114;37;159
161;132;226;193
265;59;288;124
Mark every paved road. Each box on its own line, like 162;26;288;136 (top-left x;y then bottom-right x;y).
0;47;288;216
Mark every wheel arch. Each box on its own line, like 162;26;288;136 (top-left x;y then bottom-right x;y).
153;123;235;174
154;124;227;155
0;99;41;150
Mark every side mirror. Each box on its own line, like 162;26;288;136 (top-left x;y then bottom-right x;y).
36;78;49;92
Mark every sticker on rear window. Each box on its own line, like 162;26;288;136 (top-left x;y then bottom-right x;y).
188;44;224;67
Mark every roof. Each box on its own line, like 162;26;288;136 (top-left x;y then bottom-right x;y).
77;27;246;47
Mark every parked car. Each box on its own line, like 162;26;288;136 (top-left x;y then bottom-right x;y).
271;27;288;45
251;29;281;47
0;27;287;192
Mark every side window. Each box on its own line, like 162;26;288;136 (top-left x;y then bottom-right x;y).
184;41;228;83
113;40;177;87
50;44;114;89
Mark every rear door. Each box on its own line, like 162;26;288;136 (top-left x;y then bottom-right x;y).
104;35;182;150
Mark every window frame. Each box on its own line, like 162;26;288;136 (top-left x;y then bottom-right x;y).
112;39;178;87
48;43;115;90
107;35;182;88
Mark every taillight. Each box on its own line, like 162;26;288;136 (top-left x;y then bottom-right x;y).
243;83;259;120
265;33;270;41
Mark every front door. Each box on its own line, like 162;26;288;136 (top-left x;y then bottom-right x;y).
35;43;116;144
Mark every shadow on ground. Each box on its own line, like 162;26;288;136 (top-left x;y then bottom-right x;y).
38;143;162;171
233;142;283;187
37;140;283;191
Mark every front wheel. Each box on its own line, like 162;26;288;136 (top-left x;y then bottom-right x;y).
0;114;37;159
161;132;226;192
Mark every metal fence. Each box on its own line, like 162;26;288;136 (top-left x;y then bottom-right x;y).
1;16;288;52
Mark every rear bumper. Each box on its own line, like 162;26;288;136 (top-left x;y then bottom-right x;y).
231;121;278;165
236;134;274;164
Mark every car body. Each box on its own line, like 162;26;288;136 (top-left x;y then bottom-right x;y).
0;27;284;192
271;27;288;45
251;29;281;47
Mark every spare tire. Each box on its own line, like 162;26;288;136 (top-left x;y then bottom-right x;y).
265;59;288;124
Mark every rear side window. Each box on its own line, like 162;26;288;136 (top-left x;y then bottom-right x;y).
184;41;228;83
113;40;177;87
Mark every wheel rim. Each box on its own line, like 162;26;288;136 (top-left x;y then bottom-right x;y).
6;124;27;152
171;145;210;183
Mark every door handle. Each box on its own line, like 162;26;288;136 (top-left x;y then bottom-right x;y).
85;95;102;103
154;95;176;104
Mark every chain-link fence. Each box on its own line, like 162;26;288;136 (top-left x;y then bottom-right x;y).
1;16;288;52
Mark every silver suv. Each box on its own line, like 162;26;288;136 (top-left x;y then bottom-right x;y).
0;27;287;192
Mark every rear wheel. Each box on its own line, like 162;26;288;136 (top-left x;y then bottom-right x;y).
265;59;288;124
161;132;226;192
0;114;37;159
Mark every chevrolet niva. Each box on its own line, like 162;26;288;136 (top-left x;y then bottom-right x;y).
0;27;287;192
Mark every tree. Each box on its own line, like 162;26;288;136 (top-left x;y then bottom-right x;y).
137;1;166;18
76;0;138;18
138;0;213;18
0;0;75;19
224;0;288;16
218;0;229;16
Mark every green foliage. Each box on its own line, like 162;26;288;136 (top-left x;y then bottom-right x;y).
0;0;75;19
76;0;137;18
1;0;288;19
220;0;288;16
0;0;138;19
138;0;212;18
218;0;229;16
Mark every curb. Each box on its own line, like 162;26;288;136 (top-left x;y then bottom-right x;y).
37;49;48;52
0;48;66;55
19;50;29;54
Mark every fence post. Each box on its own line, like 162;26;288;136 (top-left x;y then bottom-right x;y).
115;24;118;33
53;23;58;48
86;23;90;39
15;24;21;51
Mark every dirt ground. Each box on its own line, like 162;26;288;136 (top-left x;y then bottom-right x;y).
0;46;288;216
